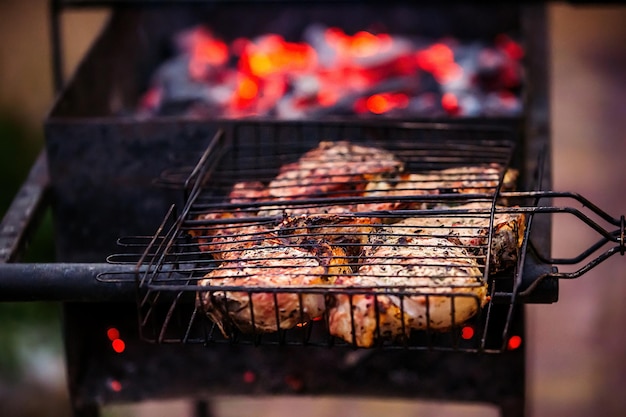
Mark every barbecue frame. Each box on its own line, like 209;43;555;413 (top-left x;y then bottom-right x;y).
124;122;525;350
1;2;561;417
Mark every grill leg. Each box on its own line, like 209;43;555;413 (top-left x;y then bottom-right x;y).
499;398;525;417
72;404;99;417
194;399;215;417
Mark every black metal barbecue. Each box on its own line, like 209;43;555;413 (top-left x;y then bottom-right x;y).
0;2;624;417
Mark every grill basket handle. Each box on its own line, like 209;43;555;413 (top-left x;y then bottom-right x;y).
513;192;625;297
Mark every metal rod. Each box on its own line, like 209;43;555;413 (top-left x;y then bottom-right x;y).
0;151;50;263
193;400;214;417
49;0;64;93
0;263;136;302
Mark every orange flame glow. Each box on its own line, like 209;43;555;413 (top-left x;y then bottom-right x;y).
241;35;317;78
317;89;339;107
144;24;523;119
185;28;229;80
416;43;462;83
361;92;409;114
366;94;389;114
325;28;392;59
236;76;259;100
192;38;229;66
441;92;460;115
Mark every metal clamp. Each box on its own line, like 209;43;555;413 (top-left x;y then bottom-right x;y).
509;191;624;297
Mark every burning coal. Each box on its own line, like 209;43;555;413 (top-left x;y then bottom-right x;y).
138;24;524;119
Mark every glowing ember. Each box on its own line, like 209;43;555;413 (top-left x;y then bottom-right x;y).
416;43;462;83
243;370;256;384
461;326;475;340
441;92;460;115
111;338;126;354
325;28;392;59
236;76;259;100
317;89;339;107
241;34;317;77
284;375;304;392
189;39;229;79
138;23;524;119
109;380;122;392
363;92;409;115
507;335;523;350
366;94;389;114
138;87;161;111
181;27;230;81
496;34;524;60
106;327;120;341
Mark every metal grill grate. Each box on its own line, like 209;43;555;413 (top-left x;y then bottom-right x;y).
121;121;531;352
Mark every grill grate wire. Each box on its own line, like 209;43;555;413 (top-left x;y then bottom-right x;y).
121;122;531;351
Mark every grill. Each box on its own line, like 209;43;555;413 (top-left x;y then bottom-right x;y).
1;2;624;417
122;122;524;351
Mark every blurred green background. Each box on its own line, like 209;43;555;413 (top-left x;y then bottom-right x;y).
0;101;68;415
0;48;67;417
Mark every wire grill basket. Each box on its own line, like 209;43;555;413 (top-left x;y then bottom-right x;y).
104;121;544;352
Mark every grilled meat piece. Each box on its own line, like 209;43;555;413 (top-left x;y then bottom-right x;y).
190;180;275;259
227;180;270;204
328;238;487;348
257;201;359;218
356;176;437;212
365;202;525;273
198;241;351;336
357;165;518;213
403;164;518;194
190;211;279;260
277;214;374;258
267;141;404;199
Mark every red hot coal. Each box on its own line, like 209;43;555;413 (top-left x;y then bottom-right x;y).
137;25;524;119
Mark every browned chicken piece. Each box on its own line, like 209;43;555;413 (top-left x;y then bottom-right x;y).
227;180;270;204
328;238;487;348
198;241;351;336
257;201;359;218
357;165;519;213
190;211;279;260
403;164;518;194
356;175;438;212
365;202;525;273
277;214;375;258
267;141;404;199
190;180;274;259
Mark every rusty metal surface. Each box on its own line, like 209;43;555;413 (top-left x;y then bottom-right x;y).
44;120;212;262
0;151;50;263
63;302;525;416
